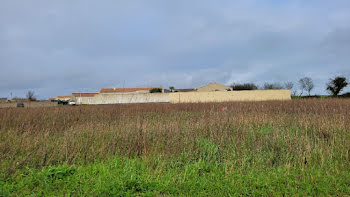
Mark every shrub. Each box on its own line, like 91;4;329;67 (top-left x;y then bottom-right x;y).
231;83;258;91
149;88;162;93
263;83;283;90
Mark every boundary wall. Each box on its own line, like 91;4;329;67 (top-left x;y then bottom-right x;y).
86;90;290;104
169;90;291;103
90;93;170;104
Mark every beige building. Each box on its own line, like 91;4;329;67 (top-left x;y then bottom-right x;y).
197;83;231;92
71;93;99;104
100;87;161;94
0;98;8;103
56;96;71;101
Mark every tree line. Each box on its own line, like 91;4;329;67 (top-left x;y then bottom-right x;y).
230;76;349;96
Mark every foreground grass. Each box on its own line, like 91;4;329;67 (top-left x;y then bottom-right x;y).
2;140;349;196
1;99;350;195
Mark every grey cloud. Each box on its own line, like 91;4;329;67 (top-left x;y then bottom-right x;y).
1;0;350;98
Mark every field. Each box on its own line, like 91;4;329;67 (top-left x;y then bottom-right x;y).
0;99;349;196
0;101;57;108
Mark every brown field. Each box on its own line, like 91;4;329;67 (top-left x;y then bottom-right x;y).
0;101;57;108
0;98;349;178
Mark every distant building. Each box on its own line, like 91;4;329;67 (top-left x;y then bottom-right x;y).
56;96;71;101
100;87;162;94
71;93;99;104
0;98;8;102
197;83;231;92
174;89;196;92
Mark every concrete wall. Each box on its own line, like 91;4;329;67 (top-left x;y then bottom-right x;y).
90;93;170;104
71;96;95;104
82;90;290;104
169;90;291;103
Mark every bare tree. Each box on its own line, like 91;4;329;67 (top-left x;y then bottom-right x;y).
284;82;294;90
263;82;283;90
299;77;314;96
284;82;296;96
26;90;36;101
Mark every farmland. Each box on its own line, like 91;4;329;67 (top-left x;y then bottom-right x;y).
0;99;349;196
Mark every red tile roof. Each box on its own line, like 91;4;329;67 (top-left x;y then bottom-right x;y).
100;87;161;93
57;96;71;98
72;93;98;97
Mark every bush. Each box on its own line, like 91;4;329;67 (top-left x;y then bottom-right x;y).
340;92;350;98
149;88;162;93
231;83;258;91
263;83;283;90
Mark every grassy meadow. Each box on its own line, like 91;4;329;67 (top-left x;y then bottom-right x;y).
0;99;349;196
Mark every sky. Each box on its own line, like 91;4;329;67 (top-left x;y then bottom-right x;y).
1;0;350;99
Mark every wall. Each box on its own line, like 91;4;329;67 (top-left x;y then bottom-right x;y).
87;90;290;104
90;93;169;104
71;96;95;104
169;90;291;103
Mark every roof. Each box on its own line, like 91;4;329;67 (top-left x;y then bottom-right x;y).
197;83;231;92
72;93;99;97
48;98;56;100
175;89;196;92
100;87;161;93
57;96;71;98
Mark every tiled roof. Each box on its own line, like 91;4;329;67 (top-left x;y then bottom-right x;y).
175;89;196;92
72;93;98;97
100;87;161;93
57;96;71;98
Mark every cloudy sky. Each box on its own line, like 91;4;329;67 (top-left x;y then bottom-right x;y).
1;0;350;99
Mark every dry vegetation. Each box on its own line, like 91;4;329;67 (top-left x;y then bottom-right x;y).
0;99;349;195
1;99;349;172
0;101;57;108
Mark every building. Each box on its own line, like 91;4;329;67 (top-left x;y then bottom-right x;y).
56;96;71;101
71;93;99;104
197;83;231;92
174;89;196;92
99;87;162;94
0;98;8;102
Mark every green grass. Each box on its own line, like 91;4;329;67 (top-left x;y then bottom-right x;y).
1;139;349;196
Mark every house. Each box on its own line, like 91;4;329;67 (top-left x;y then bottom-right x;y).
99;87;162;94
197;83;231;92
0;98;8;103
174;89;196;92
56;96;71;101
71;93;99;104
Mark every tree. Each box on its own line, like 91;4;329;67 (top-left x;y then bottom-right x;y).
326;76;348;96
299;77;314;96
263;83;283;90
169;86;175;92
149;88;162;93
231;83;258;91
284;82;294;90
26;90;36;101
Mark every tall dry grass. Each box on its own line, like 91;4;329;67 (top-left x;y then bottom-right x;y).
0;99;349;177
